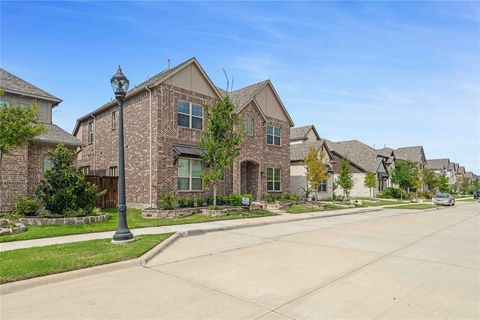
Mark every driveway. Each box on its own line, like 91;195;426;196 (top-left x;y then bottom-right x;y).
1;203;479;319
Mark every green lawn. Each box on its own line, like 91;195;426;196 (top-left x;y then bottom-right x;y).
357;199;405;207
396;203;439;210
457;198;479;202
286;203;344;214
0;208;273;243
0;233;172;284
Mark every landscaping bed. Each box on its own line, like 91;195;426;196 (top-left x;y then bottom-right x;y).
0;233;173;284
3;214;108;226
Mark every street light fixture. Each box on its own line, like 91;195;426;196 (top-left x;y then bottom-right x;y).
111;66;134;243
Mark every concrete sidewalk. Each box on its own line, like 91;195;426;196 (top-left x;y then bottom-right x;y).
0;206;384;252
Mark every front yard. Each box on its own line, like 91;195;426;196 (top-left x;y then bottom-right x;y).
395;203;439;210
0;233;172;284
0;208;273;243
286;203;344;214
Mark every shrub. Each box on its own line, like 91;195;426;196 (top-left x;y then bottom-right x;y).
194;196;204;207
417;191;435;199
36;145;102;216
217;195;228;205
377;188;409;199
228;194;243;206
187;197;195;208
158;190;176;210
14;195;38;216
177;197;188;208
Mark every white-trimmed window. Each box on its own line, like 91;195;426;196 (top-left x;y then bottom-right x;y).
80;166;90;175
43;156;53;172
109;166;118;176
177;101;203;130
246;118;254;136
111;111;117;130
177;158;203;191
318;180;327;192
267;125;281;146
87;122;94;144
267;167;281;192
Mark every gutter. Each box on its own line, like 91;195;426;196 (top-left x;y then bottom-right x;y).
146;85;153;208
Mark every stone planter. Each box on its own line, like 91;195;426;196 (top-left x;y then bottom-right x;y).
142;208;199;219
201;208;229;218
5;214;108;226
0;219;26;236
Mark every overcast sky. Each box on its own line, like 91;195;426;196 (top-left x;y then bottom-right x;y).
2;1;479;172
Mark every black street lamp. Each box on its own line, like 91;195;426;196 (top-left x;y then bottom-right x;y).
111;66;134;243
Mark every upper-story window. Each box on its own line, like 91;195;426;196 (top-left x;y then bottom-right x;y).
177;101;203;130
109;166;118;176
246;118;254;136
87;122;94;144
267;125;281;146
111;111;117;130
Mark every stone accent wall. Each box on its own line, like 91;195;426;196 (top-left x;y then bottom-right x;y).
6;213;108;226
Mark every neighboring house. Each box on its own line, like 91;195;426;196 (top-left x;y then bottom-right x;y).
457;165;466;184
0;68;82;212
447;162;459;185
326;139;389;198
426;158;450;177
464;172;475;184
73;57;294;208
393;146;427;169
289;125;334;200
376;146;395;188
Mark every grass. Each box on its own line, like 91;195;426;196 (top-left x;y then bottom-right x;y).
457;197;479;202
0;233;172;284
0;208;273;243
356;199;406;207
286;203;344;214
395;203;439;210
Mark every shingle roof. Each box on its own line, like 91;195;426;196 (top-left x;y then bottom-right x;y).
290;125;315;141
448;162;459;172
458;166;466;174
325;139;385;173
394;146;425;164
0;68;61;103
34;123;83;147
426;158;450;170
290;140;325;162
376;147;394;157
225;80;269;111
465;171;474;178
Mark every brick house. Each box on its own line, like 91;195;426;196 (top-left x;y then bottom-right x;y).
289;125;335;200
0;68;83;212
73;58;294;208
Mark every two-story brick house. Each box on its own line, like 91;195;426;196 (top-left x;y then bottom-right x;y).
0;68;83;212
73;58;294;208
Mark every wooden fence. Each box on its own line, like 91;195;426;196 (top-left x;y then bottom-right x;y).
85;175;118;209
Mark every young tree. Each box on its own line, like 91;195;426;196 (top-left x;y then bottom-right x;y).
337;158;354;200
199;96;242;207
36;145;102;216
422;168;438;191
304;146;328;201
437;176;450;193
363;171;377;200
391;160;418;197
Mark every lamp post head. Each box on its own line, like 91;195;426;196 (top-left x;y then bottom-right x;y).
111;66;129;98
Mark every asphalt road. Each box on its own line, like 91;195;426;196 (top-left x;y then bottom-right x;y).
1;202;479;319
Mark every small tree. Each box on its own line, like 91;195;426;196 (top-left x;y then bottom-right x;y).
364;171;377;200
338;158;354;201
437;176;450;193
422;168;438;191
199;96;242;207
304;146;328;201
391;160;419;197
36;145;102;216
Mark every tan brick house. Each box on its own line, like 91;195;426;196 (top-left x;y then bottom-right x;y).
0;68;83;212
73;58;294;208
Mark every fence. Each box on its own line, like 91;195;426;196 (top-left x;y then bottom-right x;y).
85;175;118;209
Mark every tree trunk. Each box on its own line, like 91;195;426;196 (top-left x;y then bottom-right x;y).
213;184;217;207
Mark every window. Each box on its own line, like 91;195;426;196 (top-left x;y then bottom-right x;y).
267;167;281;192
267;125;281;146
177;101;203;130
111;111;117;130
80;166;90;175
177;158;203;191
318;180;327;192
109;166;118;176
246;118;254;136
87;122;94;144
43;156;53;172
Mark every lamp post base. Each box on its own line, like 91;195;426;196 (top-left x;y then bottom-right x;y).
112;230;135;244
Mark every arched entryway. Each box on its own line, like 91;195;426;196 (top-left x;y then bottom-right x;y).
240;160;260;200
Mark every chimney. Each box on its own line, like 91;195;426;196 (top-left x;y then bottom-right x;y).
167;59;171;70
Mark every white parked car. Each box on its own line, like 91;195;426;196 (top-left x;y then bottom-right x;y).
432;193;455;206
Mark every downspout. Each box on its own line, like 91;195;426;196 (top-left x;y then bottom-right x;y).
146;85;153;208
90;114;96;174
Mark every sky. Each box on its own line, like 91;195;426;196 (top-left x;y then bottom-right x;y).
1;1;479;173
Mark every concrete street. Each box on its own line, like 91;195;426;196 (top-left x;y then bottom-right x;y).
1;202;479;319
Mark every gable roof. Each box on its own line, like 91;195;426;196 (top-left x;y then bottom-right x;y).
426;158;450;171
73;57;222;135
222;80;294;127
0;68;62;104
448;162;459;172
290;125;320;141
34;123;83;147
394;146;426;164
290;139;332;162
325;139;386;173
458;166;466;174
376;147;394;157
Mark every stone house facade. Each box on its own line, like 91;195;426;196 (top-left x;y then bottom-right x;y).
0;68;82;212
73;58;294;208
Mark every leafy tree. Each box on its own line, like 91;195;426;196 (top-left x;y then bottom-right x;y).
337;158;354;200
199;96;242;207
422;168;438;191
304;146;328;201
36;145;102;216
437;176;450;193
363;171;377;200
458;178;471;195
391;160;419;197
